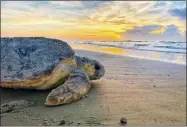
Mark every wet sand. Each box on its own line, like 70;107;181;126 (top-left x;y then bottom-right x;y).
1;49;186;126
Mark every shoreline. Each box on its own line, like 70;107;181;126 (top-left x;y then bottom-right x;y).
1;49;186;126
75;49;186;66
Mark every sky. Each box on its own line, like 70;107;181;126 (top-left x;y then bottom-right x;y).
1;1;186;41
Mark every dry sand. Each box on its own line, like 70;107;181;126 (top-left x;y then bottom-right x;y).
0;49;186;126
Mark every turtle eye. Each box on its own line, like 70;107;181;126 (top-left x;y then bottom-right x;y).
94;63;100;70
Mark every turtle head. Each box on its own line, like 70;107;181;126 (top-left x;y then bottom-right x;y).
76;56;105;80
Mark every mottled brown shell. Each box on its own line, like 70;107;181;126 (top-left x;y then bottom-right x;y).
1;37;75;82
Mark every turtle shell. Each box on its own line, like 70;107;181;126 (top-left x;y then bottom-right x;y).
1;37;75;81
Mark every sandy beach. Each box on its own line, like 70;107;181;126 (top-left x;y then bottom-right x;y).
0;49;186;126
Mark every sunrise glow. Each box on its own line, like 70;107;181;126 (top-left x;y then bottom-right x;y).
1;1;186;41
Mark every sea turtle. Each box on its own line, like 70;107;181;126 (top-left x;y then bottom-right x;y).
1;37;105;106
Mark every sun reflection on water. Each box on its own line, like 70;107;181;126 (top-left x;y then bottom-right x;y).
70;43;186;65
70;43;124;55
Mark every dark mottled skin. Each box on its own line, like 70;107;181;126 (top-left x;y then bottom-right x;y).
45;69;91;106
1;37;74;81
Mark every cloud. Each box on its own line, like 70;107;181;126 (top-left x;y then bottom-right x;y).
122;25;163;39
88;1;186;39
1;1;186;41
163;25;181;36
125;25;162;35
123;24;185;41
49;1;83;10
150;27;166;34
89;1;186;28
170;8;186;20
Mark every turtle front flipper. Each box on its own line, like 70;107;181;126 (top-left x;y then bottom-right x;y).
45;69;91;106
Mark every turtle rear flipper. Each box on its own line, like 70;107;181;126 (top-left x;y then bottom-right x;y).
45;69;91;106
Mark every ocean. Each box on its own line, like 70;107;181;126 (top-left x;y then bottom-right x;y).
69;40;186;65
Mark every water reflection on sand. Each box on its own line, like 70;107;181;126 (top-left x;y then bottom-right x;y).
70;43;186;65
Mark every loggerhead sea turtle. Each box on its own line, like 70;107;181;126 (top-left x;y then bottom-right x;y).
1;37;105;106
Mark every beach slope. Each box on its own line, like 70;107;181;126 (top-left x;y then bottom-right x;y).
1;50;186;126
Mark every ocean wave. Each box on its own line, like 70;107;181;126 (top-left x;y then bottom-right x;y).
73;41;186;54
153;45;186;50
